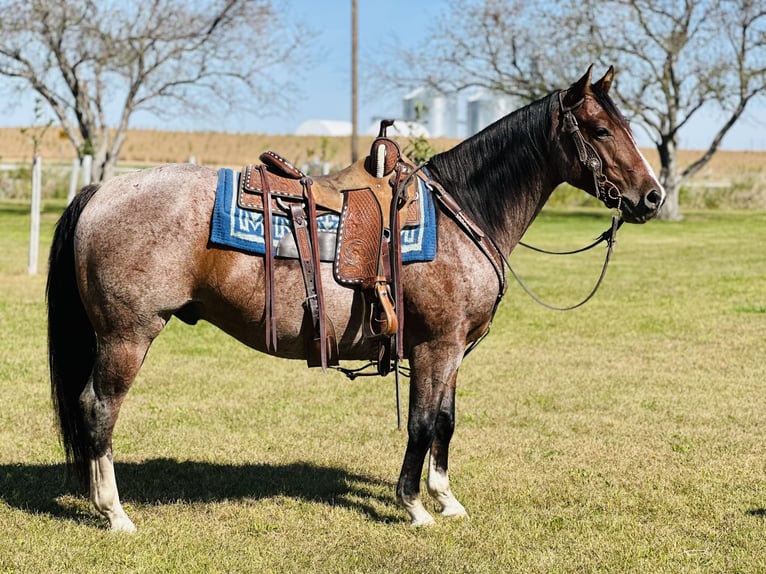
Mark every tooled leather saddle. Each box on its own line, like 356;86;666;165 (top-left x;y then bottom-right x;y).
237;120;420;373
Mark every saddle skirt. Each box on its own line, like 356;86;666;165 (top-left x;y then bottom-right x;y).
237;157;421;230
210;168;437;263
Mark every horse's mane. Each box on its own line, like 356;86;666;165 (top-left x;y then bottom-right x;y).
425;84;631;240
426;91;560;239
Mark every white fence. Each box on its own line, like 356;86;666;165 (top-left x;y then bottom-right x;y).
25;154;92;275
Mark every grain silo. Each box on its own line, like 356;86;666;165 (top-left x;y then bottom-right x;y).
466;91;515;136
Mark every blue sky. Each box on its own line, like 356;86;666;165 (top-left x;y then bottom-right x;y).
1;0;764;150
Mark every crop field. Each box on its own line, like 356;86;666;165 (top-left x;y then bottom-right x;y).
2;126;766;211
0;182;764;572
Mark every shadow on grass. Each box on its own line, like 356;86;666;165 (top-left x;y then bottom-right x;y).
0;459;399;525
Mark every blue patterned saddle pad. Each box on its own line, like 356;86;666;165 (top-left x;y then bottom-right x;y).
210;168;437;262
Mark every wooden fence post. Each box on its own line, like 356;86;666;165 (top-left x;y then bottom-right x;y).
27;155;42;275
67;157;79;204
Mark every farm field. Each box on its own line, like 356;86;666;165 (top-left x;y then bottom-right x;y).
1;127;765;210
0;196;764;572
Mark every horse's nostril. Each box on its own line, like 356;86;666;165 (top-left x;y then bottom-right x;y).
644;189;663;209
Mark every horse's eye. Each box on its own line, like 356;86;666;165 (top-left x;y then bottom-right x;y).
595;127;611;139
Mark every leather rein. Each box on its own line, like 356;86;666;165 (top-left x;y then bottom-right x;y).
509;91;624;310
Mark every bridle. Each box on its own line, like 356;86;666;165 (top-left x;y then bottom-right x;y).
492;91;627;311
466;91;631;312
558;90;623;213
406;92;630;317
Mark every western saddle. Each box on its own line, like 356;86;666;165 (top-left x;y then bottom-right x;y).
237;120;420;373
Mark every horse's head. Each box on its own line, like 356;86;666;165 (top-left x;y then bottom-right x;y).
558;66;664;223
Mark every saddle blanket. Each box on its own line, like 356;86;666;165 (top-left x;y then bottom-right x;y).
210;168;437;262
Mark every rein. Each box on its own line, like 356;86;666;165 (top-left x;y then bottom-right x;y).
420;90;627;316
509;214;622;311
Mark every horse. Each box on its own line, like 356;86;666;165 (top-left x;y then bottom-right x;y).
47;66;664;532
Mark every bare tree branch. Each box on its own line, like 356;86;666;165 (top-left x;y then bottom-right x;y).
0;0;314;181
381;0;766;220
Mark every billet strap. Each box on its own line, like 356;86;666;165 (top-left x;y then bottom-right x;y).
303;178;330;371
389;162;407;360
288;202;323;360
257;165;278;353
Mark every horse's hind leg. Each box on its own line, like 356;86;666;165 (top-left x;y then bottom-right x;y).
81;336;152;532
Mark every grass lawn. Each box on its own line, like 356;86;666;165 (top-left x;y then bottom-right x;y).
1;199;764;573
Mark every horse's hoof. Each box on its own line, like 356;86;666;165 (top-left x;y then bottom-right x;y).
439;499;468;519
441;507;469;520
109;516;137;533
399;495;436;527
410;514;436;527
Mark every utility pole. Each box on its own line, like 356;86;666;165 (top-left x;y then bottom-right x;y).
351;0;359;163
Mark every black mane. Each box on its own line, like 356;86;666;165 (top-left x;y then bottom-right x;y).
426;91;560;240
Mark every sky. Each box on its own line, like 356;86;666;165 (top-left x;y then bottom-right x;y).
1;0;764;150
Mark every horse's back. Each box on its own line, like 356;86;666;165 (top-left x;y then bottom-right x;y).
71;162;500;358
79;163;216;231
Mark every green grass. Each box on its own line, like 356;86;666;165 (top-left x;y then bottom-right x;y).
1;201;765;572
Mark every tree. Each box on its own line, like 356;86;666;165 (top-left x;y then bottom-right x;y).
0;0;312;182
387;0;564;102
574;0;766;220
383;0;766;220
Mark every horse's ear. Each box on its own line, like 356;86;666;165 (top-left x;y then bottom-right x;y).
563;65;593;108
594;66;615;94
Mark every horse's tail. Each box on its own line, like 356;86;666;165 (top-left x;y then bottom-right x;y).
47;184;101;487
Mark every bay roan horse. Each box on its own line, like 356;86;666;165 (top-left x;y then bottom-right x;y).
47;66;664;531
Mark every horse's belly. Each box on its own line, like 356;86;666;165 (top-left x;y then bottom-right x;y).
198;257;376;362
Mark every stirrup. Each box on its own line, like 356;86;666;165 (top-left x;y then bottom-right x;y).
363;282;398;340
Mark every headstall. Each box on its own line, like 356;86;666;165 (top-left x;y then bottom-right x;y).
558;91;622;213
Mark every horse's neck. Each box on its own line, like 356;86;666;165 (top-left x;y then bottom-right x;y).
429;117;562;253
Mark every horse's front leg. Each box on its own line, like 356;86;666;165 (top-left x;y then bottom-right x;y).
396;344;465;526
426;384;468;519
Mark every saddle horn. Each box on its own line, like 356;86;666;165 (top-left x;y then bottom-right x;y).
368;119;400;178
378;119;395;137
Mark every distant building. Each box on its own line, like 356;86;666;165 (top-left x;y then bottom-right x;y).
467;91;515;135
402;87;458;138
295;120;352;136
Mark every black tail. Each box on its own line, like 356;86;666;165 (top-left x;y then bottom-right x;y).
47;184;100;487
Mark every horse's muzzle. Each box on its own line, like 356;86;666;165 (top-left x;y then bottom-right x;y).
622;187;665;223
643;188;665;212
